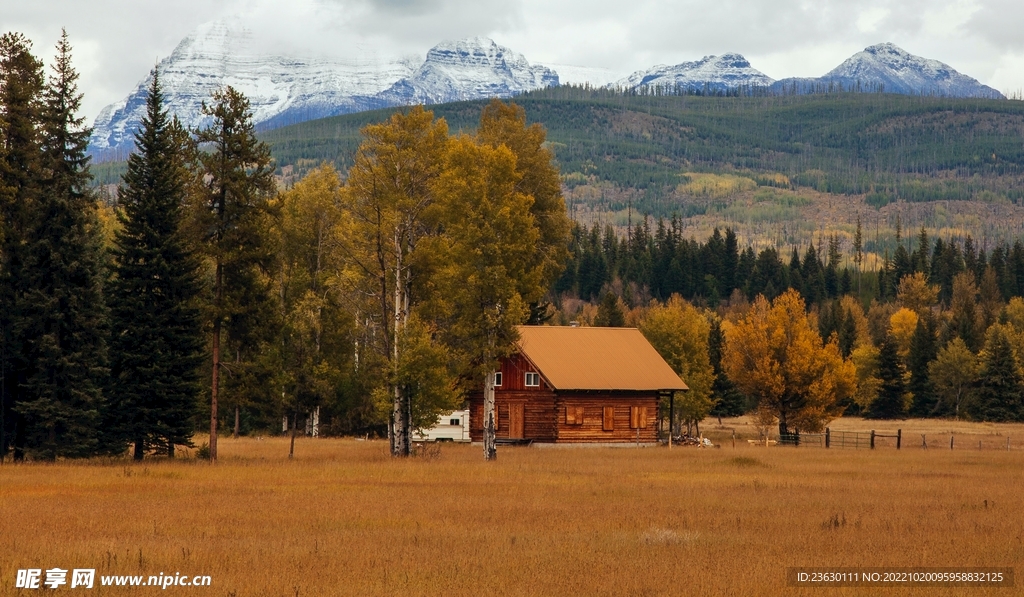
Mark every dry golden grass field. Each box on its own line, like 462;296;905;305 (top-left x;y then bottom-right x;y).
2;418;1022;597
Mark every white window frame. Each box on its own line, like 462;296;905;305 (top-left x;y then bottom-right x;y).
493;371;502;387
525;372;540;387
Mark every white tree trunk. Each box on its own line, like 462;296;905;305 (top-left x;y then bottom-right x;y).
483;369;497;461
391;231;409;457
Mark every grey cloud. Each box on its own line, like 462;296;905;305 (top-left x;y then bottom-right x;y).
346;0;523;47
966;0;1024;51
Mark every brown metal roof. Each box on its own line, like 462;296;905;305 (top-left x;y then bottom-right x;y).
515;326;689;391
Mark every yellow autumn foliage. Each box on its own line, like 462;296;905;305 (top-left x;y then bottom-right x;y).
896;272;939;313
638;295;717;428
889;307;919;360
723;289;856;433
677;172;756;198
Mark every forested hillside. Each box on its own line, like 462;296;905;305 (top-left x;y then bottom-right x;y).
259;88;1024;202
90;90;1024;253
244;89;1024;253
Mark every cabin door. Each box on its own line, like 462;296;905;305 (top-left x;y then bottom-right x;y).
509;403;525;439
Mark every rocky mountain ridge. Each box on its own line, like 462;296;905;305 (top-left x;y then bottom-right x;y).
89;23;1006;160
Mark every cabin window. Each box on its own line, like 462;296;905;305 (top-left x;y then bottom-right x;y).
630;406;648;429
603;406;615;431
565;406;584;425
525;372;540;387
449;418;461;426
493;371;502;387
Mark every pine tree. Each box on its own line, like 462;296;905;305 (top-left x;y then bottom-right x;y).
193;86;277;462
852;216;863;297
708;316;747;416
913;227;929;274
594;291;625;327
867;332;906;419
907;313;938;416
106;70;204;459
946;271;980;351
787;247;802;294
838;308;857;358
971;326;1023;422
0;32;45;461
14;31;108;459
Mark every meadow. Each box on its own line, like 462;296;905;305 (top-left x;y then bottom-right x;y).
2;418;1022;596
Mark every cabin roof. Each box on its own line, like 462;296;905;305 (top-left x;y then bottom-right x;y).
515;326;689;392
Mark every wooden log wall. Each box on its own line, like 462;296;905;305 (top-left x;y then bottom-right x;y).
469;389;559;442
469;390;661;443
553;394;660;443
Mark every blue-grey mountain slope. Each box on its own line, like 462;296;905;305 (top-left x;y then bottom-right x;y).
770;43;1003;98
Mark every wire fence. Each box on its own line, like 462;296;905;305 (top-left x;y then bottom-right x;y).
773;428;1020;451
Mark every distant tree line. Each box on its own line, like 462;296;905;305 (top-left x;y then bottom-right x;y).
558;217;1024;424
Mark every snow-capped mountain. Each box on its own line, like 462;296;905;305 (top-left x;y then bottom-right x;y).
612;53;775;92
90;27;1007;161
377;37;557;106
770;43;1003;99
89;23;556;160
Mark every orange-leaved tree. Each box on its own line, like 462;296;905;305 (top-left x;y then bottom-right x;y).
723;289;855;435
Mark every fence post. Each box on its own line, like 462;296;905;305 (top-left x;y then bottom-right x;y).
732;429;735;449
825;428;830;448
1008;437;1011;451
950;435;954;450
870;430;875;449
922;434;927;449
896;429;901;450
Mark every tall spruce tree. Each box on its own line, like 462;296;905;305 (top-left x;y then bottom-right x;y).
106;70;204;459
971;326;1023;422
594;291;625;327
0;32;45;461
907;313;938;416
867;332;907;419
14;31;108;459
708;316;747;417
193;86;276;462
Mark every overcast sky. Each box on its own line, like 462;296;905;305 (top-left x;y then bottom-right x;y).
4;0;1023;121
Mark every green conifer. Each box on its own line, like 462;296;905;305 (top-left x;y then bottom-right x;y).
907;313;938;416
971;326;1023;422
14;31;108;459
106;70;204;459
594;292;625;327
0;32;45;461
867;332;907;419
193;86;277;461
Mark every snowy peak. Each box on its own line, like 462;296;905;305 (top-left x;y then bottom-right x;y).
168;16;251;63
830;42;944;80
379;37;558;105
90;25;1007;161
89;28;556;159
614;53;775;91
772;43;1003;98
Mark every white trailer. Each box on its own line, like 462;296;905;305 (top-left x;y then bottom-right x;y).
412;409;471;442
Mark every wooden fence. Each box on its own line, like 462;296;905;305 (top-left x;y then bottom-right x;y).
779;428;902;449
775;429;1019;450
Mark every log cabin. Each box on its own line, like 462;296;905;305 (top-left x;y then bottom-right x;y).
468;326;688;444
